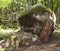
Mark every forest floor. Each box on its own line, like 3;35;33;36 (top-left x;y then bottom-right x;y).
19;26;60;51
0;25;60;51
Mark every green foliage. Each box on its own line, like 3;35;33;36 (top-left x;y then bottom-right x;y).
53;0;60;13
0;0;60;29
0;0;12;8
0;48;5;51
0;28;14;40
41;0;60;13
0;29;7;40
0;0;21;28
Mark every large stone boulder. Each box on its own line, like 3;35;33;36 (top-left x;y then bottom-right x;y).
18;4;56;43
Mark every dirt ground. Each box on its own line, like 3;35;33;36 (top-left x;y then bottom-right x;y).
19;28;60;51
0;27;60;51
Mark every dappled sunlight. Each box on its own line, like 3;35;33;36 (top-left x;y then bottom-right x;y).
0;29;14;34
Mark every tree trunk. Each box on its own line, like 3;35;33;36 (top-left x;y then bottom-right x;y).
38;19;54;43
